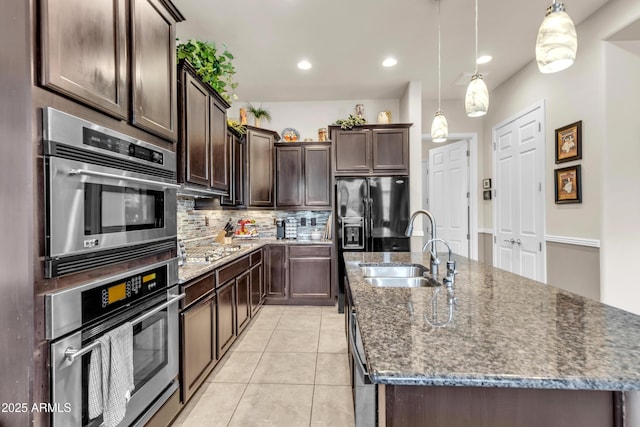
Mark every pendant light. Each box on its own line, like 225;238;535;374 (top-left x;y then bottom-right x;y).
431;0;448;143
465;0;488;117
535;1;577;73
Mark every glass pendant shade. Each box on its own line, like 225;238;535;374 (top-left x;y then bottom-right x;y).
536;2;577;73
465;74;489;117
431;111;448;143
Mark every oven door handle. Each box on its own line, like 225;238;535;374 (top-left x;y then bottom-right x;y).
68;168;181;189
63;293;185;364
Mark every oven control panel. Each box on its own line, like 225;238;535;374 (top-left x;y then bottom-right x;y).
84;127;164;165
81;265;167;324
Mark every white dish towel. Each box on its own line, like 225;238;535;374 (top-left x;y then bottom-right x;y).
88;322;135;427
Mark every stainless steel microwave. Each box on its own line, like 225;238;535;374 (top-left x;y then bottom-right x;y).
43;108;179;277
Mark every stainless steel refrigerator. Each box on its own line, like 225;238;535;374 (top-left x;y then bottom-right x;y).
335;176;410;312
336;176;410;252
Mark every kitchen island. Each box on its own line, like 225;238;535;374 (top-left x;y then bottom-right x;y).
343;252;640;426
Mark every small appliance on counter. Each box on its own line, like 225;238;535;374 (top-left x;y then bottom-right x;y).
285;217;298;239
276;218;285;239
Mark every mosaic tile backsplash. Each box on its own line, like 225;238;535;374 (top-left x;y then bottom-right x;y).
177;196;331;241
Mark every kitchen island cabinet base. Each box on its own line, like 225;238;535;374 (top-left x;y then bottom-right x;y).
379;385;622;427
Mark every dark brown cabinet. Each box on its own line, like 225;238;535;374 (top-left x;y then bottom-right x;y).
275;143;331;209
39;0;183;141
330;124;411;175
216;279;236;357
288;246;332;300
265;245;287;300
250;249;263;315
221;128;246;207
246;126;279;207
178;60;231;192
236;271;251;334
180;272;217;403
264;244;333;305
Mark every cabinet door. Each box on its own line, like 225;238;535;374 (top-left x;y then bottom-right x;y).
334;129;371;173
289;249;332;299
40;0;128;119
247;129;274;207
131;0;178;142
276;146;303;207
236;272;251;333
217;281;236;357
304;146;331;206
265;246;287;300
182;72;210;186
220;131;235;206
372;128;409;173
235;137;246;206
250;264;263;315
181;295;215;402
210;98;230;193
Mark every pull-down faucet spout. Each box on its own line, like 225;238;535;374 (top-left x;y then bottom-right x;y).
405;210;439;274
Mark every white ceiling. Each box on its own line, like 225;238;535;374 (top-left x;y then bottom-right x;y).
173;0;609;103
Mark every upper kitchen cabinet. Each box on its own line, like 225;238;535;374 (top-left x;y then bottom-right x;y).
221;127;246;207
246;126;279;207
275;142;331;209
330;123;411;176
39;0;184;142
178;60;231;193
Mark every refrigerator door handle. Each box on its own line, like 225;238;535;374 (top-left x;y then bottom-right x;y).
368;197;374;252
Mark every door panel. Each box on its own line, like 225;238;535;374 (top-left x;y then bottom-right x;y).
493;104;545;281
428;140;469;257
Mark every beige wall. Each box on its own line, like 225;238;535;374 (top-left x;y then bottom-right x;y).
547;242;600;301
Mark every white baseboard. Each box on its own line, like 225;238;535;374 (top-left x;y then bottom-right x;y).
544;234;600;248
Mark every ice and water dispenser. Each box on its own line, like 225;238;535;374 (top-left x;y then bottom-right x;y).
342;217;364;249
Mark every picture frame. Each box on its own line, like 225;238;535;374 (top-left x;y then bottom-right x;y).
554;165;582;204
482;178;492;189
555;121;582;164
483;190;492;200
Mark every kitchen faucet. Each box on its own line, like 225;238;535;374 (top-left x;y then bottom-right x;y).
423;238;457;288
405;210;439;275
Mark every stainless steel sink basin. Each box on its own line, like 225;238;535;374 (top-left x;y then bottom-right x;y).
364;277;437;288
360;264;429;278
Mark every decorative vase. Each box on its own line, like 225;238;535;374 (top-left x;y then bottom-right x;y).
377;112;390;124
254;117;261;127
355;104;364;118
239;108;247;125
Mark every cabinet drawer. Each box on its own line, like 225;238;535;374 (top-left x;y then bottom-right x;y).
217;255;250;285
289;245;331;258
182;272;216;308
250;249;262;266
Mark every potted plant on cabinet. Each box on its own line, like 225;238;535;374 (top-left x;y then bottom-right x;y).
176;39;238;103
246;104;272;127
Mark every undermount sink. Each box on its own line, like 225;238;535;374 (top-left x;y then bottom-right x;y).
360;264;429;278
364;277;437;288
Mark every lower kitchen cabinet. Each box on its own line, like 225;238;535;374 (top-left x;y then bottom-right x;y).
264;244;334;305
217;279;236;357
250;249;263;315
265;245;287;300
236;271;251;334
180;273;217;403
289;245;332;299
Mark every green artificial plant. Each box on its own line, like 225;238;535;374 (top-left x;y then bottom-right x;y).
246;104;272;126
334;114;367;130
177;39;238;103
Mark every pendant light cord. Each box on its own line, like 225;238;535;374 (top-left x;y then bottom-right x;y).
438;0;442;111
474;0;478;75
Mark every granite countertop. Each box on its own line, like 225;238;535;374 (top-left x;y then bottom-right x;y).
344;251;640;391
179;237;332;284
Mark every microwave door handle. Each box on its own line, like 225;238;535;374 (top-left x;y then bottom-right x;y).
68;168;181;189
63;293;185;364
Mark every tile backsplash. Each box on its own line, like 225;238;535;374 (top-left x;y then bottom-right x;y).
177;197;331;241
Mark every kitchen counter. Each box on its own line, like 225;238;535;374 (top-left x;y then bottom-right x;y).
344;251;640;391
179;237;332;284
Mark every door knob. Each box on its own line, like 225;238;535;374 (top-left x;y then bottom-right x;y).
504;238;515;244
515;239;522;245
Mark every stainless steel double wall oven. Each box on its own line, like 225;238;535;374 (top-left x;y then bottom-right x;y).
42;108;183;426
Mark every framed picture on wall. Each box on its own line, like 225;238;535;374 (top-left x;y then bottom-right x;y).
555;121;582;163
482;178;492;189
554;165;582;204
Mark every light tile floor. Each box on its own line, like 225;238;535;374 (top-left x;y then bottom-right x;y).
171;305;355;427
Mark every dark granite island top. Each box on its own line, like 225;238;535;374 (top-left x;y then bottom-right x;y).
343;251;640;391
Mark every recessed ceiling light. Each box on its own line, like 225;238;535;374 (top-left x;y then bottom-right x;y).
476;55;492;64
297;60;312;70
382;57;398;67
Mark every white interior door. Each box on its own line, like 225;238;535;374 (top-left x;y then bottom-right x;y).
428;140;469;257
493;103;546;282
